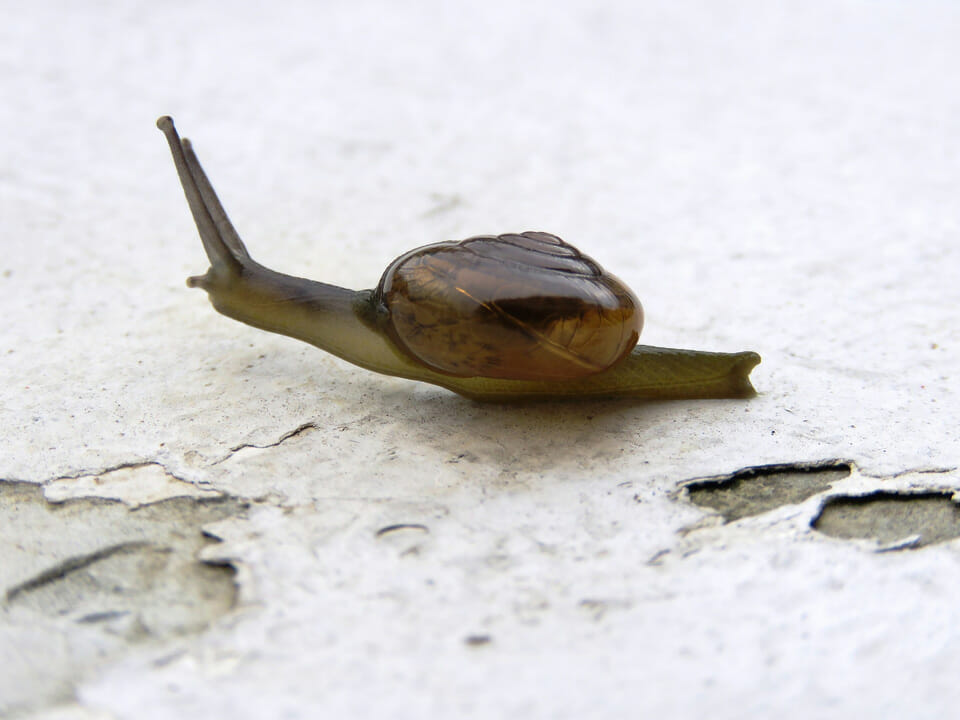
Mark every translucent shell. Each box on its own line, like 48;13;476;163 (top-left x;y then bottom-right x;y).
374;232;643;381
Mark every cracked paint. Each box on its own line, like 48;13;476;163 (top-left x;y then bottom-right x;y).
211;422;320;465
0;481;246;716
676;461;960;552
43;462;223;507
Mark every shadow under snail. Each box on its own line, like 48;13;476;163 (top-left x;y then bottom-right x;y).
157;116;760;402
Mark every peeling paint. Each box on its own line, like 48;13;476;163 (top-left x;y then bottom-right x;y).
0;481;246;717
813;491;960;549
43;462;223;507
681;460;852;522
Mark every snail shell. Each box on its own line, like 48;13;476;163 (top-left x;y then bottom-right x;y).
374;232;643;380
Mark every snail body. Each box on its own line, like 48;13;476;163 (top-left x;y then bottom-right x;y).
157;116;759;402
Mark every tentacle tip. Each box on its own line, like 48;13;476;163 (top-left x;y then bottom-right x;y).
156;115;175;134
187;273;211;290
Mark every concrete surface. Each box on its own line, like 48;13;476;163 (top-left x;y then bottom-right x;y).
2;1;958;718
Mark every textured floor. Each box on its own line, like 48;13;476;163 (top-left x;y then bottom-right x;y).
2;2;959;718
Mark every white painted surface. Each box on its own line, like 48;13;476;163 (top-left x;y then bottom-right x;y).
2;1;958;718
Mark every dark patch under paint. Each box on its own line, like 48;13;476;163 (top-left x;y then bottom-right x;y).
2;487;245;633
685;461;852;522
813;491;960;549
0;479;246;717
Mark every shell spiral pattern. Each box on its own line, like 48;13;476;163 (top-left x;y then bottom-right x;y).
376;232;644;380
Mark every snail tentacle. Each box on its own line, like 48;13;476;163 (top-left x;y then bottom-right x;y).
158;116;426;379
180;137;251;262
156;116;244;282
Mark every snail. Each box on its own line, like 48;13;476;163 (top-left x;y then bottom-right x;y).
157;116;760;402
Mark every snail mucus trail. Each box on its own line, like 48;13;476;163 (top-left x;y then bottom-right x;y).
157;116;760;402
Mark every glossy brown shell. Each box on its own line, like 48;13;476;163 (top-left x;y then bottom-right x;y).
374;232;643;381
